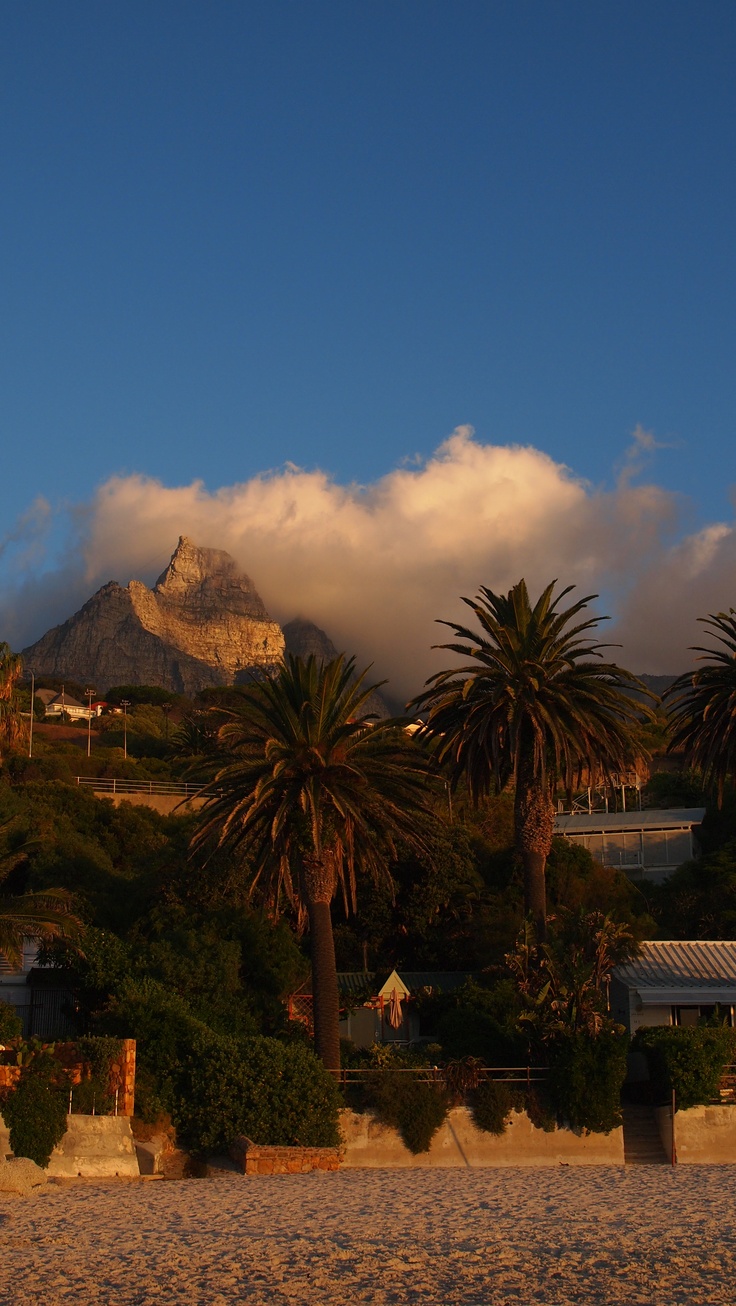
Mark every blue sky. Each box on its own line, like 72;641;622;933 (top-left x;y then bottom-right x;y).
1;3;735;679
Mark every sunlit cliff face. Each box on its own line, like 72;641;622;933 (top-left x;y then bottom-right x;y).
2;426;734;700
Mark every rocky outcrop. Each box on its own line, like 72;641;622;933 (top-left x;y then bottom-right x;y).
22;537;285;695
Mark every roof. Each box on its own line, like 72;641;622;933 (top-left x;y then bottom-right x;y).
43;692;86;709
613;941;736;1005
555;808;706;836
335;970;472;997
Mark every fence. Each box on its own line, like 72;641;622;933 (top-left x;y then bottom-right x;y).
75;776;204;798
12;989;79;1041
330;1065;548;1091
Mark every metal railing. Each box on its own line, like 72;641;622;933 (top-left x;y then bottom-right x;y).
330;1065;548;1089
75;776;204;798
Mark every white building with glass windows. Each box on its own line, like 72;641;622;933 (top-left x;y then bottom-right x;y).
554;807;706;885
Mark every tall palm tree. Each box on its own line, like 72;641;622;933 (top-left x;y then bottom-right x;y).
0;643;26;758
664;609;736;803
193;654;433;1070
411;580;650;939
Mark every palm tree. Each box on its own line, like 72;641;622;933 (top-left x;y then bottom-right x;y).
193;654;433;1070
664;609;736;803
0;643;26;758
411;580;650;939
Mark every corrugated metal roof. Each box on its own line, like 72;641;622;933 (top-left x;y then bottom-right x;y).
555;808;706;836
336;972;376;995
335;970;472;996
614;941;736;991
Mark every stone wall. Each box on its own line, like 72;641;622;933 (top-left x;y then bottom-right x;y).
339;1106;625;1168
230;1135;341;1175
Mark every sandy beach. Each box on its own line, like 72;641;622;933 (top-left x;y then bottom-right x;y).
4;1166;736;1305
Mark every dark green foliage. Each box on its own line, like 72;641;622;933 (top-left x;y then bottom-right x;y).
435;979;526;1065
175;1033;342;1151
469;1078;513;1135
651;842;736;940
642;769;705;810
545;838;654;939
0;999;22;1042
105;686;182;707
366;1072;450;1154
70;1036;123;1115
524;1085;557;1132
2;1055;70;1167
634;1025;736;1109
547;1029;629;1133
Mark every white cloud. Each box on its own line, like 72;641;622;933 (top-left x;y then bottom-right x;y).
1;426;733;696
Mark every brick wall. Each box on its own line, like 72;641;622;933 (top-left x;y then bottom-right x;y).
230;1136;341;1175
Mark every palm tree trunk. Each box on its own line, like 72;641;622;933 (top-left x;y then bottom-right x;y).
304;853;341;1071
514;770;554;942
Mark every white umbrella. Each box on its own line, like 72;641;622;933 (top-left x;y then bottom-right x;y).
388;987;404;1030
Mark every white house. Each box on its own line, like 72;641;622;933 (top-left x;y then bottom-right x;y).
611;940;736;1034
36;689;104;720
554;807;706;884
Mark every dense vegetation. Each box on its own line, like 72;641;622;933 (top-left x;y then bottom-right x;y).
3;590;736;1151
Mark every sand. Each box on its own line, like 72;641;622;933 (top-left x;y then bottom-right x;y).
3;1167;735;1305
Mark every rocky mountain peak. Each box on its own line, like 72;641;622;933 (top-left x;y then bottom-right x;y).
22;539;284;694
153;536;269;618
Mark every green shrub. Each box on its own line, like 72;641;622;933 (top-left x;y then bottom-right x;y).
70;1037;124;1115
634;1025;736;1110
547;1029;629;1133
524;1085;557;1133
2;1056;70;1168
366;1072;450;1154
175;1032;342;1152
469;1078;513;1135
0;1000;22;1043
435;979;525;1065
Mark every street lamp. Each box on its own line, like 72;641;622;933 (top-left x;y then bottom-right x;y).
120;699;131;760
161;701;173;742
85;688;96;758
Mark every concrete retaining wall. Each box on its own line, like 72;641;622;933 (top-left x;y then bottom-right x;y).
96;792;205;816
1;1113;140;1178
339;1106;625;1168
655;1103;736;1164
47;1115;140;1178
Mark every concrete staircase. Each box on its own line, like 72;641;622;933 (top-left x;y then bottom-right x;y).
622;1104;669;1165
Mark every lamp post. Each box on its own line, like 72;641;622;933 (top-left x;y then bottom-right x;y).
162;701;173;742
28;671;35;759
120;699;131;760
85;688;96;758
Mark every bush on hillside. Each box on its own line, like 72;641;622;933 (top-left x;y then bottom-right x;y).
634;1025;736;1110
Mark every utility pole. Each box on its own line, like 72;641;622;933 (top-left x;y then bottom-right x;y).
120;699;131;760
85;688;96;758
28;671;35;758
